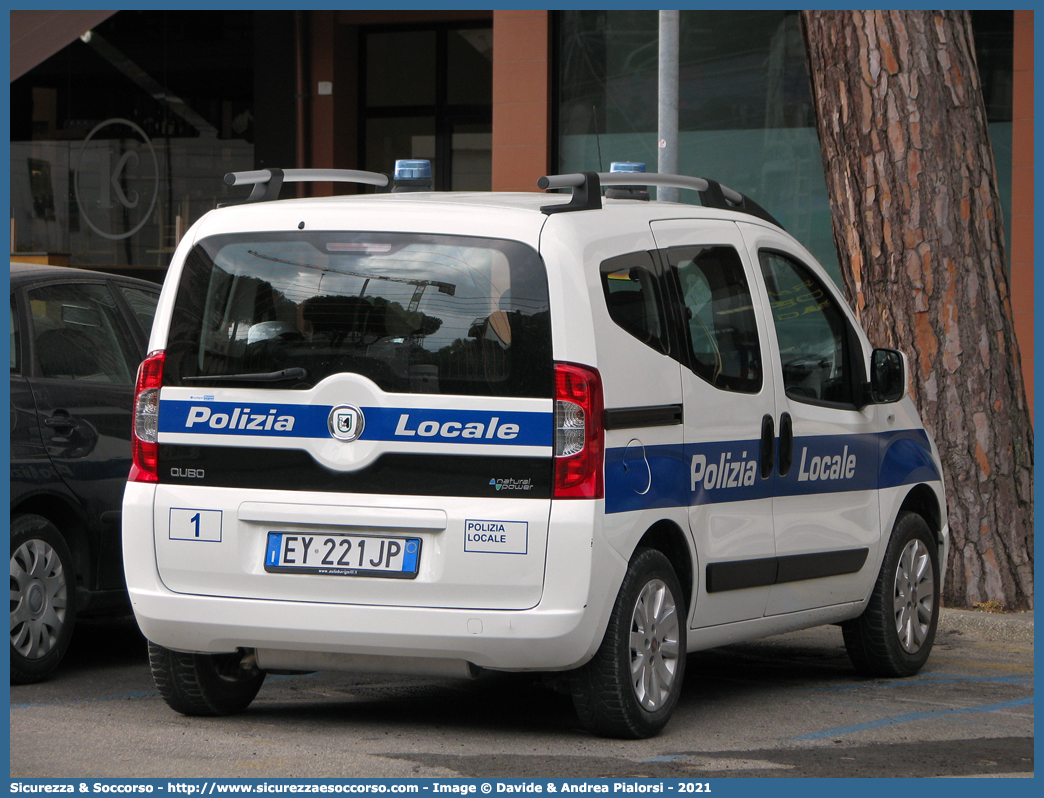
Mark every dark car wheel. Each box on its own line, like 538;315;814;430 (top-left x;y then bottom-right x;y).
843;511;940;677
149;641;266;716
10;513;77;684
571;547;686;739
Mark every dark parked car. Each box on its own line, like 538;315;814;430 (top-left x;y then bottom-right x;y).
10;262;159;683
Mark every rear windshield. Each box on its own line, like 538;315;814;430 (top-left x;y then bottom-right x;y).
164;231;552;398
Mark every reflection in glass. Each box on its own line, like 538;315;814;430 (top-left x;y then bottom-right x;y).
166;232;552;398
28;283;139;384
669;246;762;394
557;11;831;282
759;251;853;406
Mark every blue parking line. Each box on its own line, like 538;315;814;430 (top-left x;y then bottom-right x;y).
794;696;1034;740
811;674;1034;692
639;755;691;763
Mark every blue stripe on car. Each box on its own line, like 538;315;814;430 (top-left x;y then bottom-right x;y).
158;400;553;447
604;429;939;514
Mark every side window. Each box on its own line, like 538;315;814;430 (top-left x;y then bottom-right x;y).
10;295;20;374
667;245;762;393
28;283;140;384
600;251;669;355
118;285;160;337
758;250;855;406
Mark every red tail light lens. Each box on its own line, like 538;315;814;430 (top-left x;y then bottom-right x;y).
130;350;165;483
553;362;604;499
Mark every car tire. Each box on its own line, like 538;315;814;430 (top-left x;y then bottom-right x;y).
571;547;686;739
10;514;78;685
149;641;266;716
843;511;940;677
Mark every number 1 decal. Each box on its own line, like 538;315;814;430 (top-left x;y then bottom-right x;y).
169;509;222;542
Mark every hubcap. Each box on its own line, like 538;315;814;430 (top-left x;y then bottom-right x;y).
629;579;680;711
10;539;68;660
893;538;935;654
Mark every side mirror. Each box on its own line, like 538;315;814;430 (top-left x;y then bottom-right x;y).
870;348;906;403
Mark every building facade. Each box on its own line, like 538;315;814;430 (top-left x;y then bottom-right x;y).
9;9;1032;411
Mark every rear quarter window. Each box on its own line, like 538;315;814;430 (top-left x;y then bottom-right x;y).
600;251;670;355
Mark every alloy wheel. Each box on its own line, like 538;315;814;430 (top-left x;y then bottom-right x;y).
629;578;681;711
893;538;935;654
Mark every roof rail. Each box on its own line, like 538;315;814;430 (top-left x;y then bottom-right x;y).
221;168;390;206
537;171;783;229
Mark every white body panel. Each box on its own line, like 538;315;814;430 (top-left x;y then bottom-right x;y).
154;485;551;610
125;481;622;670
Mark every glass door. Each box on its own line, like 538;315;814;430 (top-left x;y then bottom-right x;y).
361;24;492;190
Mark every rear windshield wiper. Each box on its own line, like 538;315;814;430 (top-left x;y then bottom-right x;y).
182;367;308;384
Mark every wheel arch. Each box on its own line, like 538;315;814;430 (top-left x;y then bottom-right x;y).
11;493;92;589
897;483;943;546
634;519;694;614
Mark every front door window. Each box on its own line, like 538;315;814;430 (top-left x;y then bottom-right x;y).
758;250;856;407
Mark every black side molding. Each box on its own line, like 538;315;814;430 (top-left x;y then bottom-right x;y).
776;548;869;585
604;404;683;431
706;556;777;593
706;548;870;593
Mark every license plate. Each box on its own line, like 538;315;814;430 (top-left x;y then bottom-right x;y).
264;532;421;578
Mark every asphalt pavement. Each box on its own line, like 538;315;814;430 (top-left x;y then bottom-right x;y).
9;605;1034;779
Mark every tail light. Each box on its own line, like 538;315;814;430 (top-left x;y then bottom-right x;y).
130;350;165;483
553;362;604;499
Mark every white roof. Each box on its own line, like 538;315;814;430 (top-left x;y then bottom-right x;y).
190;190;783;251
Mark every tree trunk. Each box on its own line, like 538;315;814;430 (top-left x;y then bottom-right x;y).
800;10;1033;609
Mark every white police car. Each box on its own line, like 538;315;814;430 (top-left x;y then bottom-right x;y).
123;160;948;738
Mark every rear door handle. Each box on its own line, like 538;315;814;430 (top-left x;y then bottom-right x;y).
760;414;774;479
44;412;76;428
778;412;793;476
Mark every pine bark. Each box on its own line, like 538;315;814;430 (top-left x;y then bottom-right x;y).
800;10;1033;609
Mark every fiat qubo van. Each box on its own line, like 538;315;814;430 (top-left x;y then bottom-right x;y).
123;161;948;738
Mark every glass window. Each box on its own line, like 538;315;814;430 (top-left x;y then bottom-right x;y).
28;283;140;384
364;117;438;178
759;251;855;406
450;124;493;191
446;28;493;106
556;11;1014;289
11;295;20;374
10;12;254;270
118;285;160;336
362;25;493;192
366;31;437;107
972;11;1014;123
164;231;552;398
556;10;835;284
668;246;761;393
600;251;669;355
